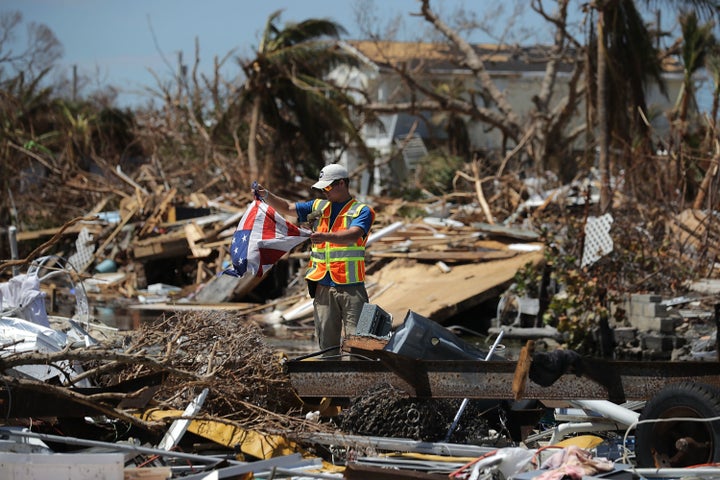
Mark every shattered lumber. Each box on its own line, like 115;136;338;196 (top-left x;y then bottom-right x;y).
513;340;534;400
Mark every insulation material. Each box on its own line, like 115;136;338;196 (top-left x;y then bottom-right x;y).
67;227;96;272
581;214;614;268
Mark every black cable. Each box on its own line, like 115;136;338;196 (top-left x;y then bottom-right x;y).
289;345;339;361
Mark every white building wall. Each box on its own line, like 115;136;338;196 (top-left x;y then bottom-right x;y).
329;51;686;194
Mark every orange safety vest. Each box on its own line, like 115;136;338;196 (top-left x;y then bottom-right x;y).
305;198;374;284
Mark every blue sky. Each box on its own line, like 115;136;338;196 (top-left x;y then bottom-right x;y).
3;1;713;110
5;0;507;106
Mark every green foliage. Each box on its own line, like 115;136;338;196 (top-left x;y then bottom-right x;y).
509;205;698;354
240;11;363;182
509;261;543;299
415;150;465;196
395;205;427;220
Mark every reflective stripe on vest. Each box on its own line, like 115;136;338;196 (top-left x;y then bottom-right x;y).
305;198;372;284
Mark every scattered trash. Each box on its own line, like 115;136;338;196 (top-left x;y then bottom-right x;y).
2;169;720;479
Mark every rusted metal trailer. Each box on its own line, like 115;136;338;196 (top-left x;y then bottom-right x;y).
286;348;720;469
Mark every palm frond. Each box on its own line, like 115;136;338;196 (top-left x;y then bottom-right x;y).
680;10;716;75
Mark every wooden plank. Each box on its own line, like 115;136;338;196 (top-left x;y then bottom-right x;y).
192;271;263;303
342;335;389;354
132;238;190;260
184;222;212;258
513;340;535;400
16;223;103;242
471;222;540;241
370;250;517;261
139;188;177;238
367;250;545;326
372;233;479;246
132;228;192;260
78;202;140;274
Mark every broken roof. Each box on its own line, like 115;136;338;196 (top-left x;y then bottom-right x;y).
345;39;683;74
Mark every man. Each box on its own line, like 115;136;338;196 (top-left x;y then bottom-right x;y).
256;164;375;356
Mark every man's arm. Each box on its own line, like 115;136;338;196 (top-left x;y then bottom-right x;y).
255;185;297;218
310;226;364;245
310;205;373;245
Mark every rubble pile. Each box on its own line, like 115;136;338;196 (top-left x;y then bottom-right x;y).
4;166;720;477
3;163;716;331
338;382;516;446
114;311;304;428
0;310;336;448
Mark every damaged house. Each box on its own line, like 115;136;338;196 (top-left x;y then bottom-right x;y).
327;40;685;196
1;7;720;473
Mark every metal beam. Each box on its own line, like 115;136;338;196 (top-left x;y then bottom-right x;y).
286;355;720;401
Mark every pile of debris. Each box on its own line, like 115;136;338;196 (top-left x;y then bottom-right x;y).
4;303;720;479
4;167;720;477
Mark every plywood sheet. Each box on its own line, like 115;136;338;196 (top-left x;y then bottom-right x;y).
367;247;544;326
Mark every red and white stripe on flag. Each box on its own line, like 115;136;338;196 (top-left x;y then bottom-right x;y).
224;200;310;278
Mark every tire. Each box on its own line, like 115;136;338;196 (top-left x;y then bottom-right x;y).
636;381;720;468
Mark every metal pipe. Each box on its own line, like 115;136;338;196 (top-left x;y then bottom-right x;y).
290;431;496;458
548;421;623;445
569;399;640;427
8;226;19;276
0;428;242;465
444;330;505;441
633;467;720;478
367;221;404;246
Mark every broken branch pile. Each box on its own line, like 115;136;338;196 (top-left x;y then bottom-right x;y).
1;310;336;443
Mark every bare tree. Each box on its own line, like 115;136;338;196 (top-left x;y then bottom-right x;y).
0;11;62;80
360;0;586;180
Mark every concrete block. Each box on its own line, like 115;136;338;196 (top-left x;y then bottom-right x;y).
642;333;676;352
613;327;637;344
628;315;657;332
356;303;392;338
630;302;645;318
659;316;679;334
643;349;672;361
631;294;663;303
642;302;669;318
642;333;686;352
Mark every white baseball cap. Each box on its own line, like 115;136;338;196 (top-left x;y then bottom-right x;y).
312;164;348;190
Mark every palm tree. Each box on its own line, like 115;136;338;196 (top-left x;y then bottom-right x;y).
704;46;720;137
677;11;716;127
675;11;717;203
591;0;717;212
240;11;363;183
693;42;720;209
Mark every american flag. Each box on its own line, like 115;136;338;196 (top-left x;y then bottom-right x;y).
223;200;310;278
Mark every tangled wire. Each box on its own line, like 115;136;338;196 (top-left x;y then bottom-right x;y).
338;383;506;445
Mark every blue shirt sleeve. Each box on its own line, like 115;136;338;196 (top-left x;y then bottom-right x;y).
351;206;373;236
297;200;373;236
295;200;314;223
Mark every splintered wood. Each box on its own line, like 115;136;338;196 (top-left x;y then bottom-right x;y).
0;311;334;437
512;340;535;400
121;310;330;435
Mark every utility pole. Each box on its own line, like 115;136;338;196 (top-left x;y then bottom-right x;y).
72;64;77;101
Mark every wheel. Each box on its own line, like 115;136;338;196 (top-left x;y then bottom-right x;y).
636;382;720;468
